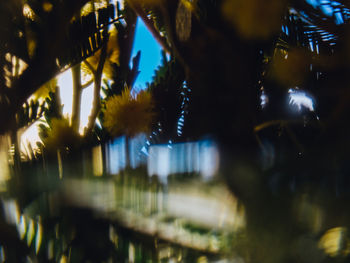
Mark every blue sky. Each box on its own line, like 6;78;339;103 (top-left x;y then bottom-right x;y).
131;18;163;89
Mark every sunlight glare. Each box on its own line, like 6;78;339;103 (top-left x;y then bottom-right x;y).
57;70;73;118
57;69;94;134
20;122;43;156
288;88;315;112
80;83;94;134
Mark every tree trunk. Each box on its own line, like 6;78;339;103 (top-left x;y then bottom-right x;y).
71;63;83;132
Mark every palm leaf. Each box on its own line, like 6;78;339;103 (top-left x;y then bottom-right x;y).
58;4;118;68
16;99;45;130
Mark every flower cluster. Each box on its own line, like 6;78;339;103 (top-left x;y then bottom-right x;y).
104;89;154;137
43;118;81;152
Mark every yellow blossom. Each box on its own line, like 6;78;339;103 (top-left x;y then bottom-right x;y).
43;118;81;151
104;89;154;137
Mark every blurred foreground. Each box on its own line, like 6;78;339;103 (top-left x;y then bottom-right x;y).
0;137;350;262
0;138;244;262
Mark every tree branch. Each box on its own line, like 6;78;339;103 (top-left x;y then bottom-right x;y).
85;41;108;135
128;1;171;53
83;60;96;75
82;79;94;89
118;2;137;70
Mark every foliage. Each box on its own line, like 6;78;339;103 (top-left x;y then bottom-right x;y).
16;99;46;131
32;78;58;101
84;27;120;79
147;51;186;142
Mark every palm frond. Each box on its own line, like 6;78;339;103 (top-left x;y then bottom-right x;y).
58;4;117;68
16;99;45;130
147;53;186;142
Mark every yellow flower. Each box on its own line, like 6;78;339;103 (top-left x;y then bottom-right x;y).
104;89;154;137
43;118;81;151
